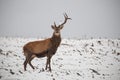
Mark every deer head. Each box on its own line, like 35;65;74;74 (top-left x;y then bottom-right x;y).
51;13;71;36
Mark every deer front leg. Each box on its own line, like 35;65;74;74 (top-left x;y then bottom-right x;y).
45;56;52;72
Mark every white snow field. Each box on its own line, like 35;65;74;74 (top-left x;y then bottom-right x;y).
0;37;120;80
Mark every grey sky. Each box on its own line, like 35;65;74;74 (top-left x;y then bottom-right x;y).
0;0;120;39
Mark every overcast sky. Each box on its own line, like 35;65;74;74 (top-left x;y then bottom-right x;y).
0;0;120;39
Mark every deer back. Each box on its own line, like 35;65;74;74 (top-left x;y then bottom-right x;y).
23;38;52;54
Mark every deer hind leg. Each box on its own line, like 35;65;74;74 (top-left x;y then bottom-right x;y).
24;57;28;71
45;57;49;70
24;53;32;71
28;55;35;70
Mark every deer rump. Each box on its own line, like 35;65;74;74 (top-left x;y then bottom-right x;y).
23;38;56;58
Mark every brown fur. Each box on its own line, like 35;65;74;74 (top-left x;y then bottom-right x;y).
23;38;52;54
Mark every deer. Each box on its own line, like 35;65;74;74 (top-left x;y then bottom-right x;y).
23;13;71;72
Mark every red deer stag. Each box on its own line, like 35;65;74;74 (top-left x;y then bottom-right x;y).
23;13;71;71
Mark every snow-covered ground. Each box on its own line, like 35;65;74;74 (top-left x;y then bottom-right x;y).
0;37;120;80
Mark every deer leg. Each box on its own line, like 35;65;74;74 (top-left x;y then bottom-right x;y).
24;57;28;71
45;56;52;71
24;53;32;71
45;57;49;70
28;56;35;70
23;60;26;71
48;57;52;72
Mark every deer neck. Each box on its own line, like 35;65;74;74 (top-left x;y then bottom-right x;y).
51;32;61;47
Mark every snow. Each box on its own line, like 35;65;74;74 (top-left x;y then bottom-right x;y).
0;37;120;80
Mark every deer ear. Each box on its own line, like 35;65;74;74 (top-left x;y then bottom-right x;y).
60;25;64;29
51;25;55;29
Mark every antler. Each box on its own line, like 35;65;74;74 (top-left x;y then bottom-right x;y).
60;13;71;26
54;22;57;27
